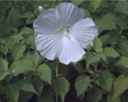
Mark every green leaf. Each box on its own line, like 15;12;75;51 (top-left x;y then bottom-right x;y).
115;0;128;15
75;75;90;96
86;52;103;66
20;27;33;36
26;35;34;47
13;44;26;60
86;88;102;102
10;56;34;76
53;77;69;102
71;0;84;5
0;7;20;36
103;47;119;58
93;38;103;52
39;86;54;102
0;58;9;80
6;35;22;49
33;53;42;67
37;64;52;84
96;70;113;92
117;40;128;57
0;39;8;54
96;13;116;31
19;80;37;94
7;85;20;102
25;53;42;68
116;56;128;68
107;95;121;102
113;75;128;98
6;79;36;102
90;0;102;11
20;27;34;46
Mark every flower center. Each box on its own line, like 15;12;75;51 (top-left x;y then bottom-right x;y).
57;25;70;33
57;25;70;36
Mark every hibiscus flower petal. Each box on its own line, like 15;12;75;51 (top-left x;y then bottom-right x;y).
70;18;98;48
36;34;62;60
33;9;60;35
58;35;85;65
56;3;85;26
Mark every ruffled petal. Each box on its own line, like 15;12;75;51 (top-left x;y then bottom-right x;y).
56;3;85;27
58;35;85;65
70;18;98;48
33;9;60;35
36;34;62;60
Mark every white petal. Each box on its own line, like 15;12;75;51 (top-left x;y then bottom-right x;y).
36;34;61;60
33;9;60;35
58;35;85;65
56;3;85;27
70;18;98;48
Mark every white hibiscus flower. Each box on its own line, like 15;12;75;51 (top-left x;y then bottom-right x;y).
33;3;98;65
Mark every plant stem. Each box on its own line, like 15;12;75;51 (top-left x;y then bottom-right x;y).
56;62;59;77
55;61;59;102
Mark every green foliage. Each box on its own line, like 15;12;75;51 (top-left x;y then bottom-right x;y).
37;64;52;84
19;80;37;94
89;0;102;12
0;58;8;80
6;79;37;102
7;85;20;102
75;75;91;96
115;0;128;15
86;52;103;66
93;38;103;52
96;70;114;92
10;56;35;76
113;75;128;98
116;56;128;68
53;77;69;102
71;0;84;5
96;13;116;31
103;47;119;58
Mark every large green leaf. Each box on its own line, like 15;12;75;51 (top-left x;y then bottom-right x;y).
71;0;84;5
25;53;42;68
37;64;52;84
7;84;20;102
0;58;8;80
13;44;26;60
39;86;54;102
96;13;116;31
96;70;113;92
86;52;105;66
103;47;119;58
116;56;128;68
107;95;121;102
90;0;102;11
117;40;128;57
20;27;34;47
0;7;20;36
10;56;34;76
93;38;103;53
53;77;69;102
19;80;37;94
6;79;36;102
113;75;128;98
5;35;23;50
75;75;91;96
86;88;102;102
19;27;33;36
115;0;128;15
